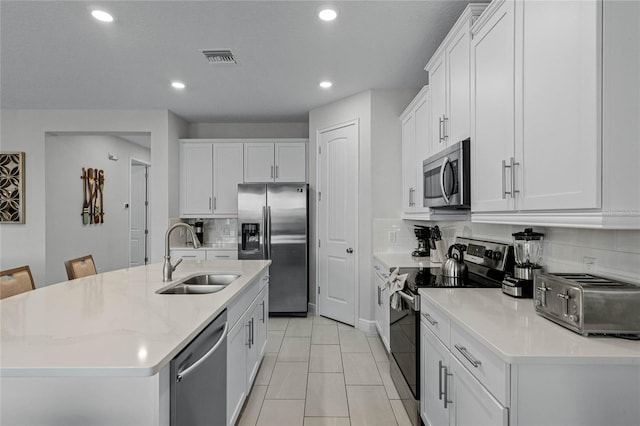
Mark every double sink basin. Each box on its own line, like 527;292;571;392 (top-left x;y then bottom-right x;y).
157;273;241;295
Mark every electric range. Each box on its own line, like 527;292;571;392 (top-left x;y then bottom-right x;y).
389;237;513;426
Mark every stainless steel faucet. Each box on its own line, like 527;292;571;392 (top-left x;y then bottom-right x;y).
163;223;201;282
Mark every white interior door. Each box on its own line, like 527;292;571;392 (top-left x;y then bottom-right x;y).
318;121;358;326
130;162;148;267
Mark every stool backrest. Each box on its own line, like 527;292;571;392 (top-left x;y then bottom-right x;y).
0;265;36;299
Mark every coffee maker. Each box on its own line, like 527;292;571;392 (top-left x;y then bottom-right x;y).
502;228;544;298
412;225;431;258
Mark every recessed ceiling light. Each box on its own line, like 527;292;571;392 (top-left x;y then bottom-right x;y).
319;81;333;89
91;9;114;23
318;9;338;22
171;81;186;90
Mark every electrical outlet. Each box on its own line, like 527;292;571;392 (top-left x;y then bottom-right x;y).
583;257;597;273
388;231;396;243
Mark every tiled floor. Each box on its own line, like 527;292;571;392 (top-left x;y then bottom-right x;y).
237;315;411;426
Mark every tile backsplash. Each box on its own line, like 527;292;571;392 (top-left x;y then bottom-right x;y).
374;218;640;284
180;218;237;246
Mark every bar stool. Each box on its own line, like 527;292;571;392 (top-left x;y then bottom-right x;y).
0;265;36;299
64;255;97;280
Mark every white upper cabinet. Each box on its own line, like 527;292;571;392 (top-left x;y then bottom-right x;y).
243;143;275;182
471;0;640;228
213;144;244;215
470;0;515;213
180;141;244;218
180;143;214;216
426;4;488;151
244;140;307;183
516;0;599;211
275;142;306;182
401;108;417;213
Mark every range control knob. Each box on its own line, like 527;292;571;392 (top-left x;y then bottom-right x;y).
493;251;503;260
484;249;493;258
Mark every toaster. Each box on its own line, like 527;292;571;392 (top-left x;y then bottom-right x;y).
533;273;640;337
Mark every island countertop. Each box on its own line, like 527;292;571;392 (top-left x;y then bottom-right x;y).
0;260;270;378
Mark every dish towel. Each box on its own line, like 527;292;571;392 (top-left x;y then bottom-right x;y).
386;267;409;310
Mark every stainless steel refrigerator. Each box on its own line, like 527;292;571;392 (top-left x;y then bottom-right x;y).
237;183;308;315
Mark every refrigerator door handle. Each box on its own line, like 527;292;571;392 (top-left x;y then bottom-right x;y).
266;206;272;260
262;206;267;260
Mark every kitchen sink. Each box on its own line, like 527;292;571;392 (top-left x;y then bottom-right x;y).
156;273;240;295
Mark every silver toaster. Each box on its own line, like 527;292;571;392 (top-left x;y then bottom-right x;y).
533;273;640;337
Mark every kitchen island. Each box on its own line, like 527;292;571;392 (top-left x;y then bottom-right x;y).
419;288;640;426
0;259;270;425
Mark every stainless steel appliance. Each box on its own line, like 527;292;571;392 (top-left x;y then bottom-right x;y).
238;183;308;315
422;138;470;209
502;228;544;298
534;273;640;337
170;310;228;426
389;237;513;425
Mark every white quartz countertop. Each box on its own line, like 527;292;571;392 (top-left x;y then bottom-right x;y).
373;252;442;269
419;288;640;364
0;260;270;378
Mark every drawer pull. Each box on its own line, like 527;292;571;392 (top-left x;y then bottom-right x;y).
455;344;482;368
214;255;230;258
422;313;438;326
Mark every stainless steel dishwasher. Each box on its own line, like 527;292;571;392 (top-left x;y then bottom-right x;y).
170;310;228;426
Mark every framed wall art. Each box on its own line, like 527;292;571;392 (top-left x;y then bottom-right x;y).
0;152;26;224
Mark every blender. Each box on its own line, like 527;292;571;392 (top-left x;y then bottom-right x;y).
502;228;544;298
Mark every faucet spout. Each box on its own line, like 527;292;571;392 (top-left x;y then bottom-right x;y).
163;222;201;282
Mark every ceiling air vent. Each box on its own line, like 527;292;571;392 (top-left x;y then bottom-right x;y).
202;50;237;64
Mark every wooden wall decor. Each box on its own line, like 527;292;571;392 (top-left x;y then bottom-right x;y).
0;152;26;224
81;168;105;225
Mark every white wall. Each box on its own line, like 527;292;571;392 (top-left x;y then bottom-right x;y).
309;89;416;325
44;134;150;285
188;122;308;139
373;219;640;284
0;109;186;286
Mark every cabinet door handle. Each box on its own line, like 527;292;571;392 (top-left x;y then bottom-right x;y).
442;115;448;141
454;344;482;368
246;320;252;347
275;165;279;179
443;366;453;408
502;160;511;199
209;197;212;210
213;196;217;211
422;313;438;326
261;301;265;323
438;360;445;401
270;165;274;179
377;286;382;306
438;116;443;142
510;157;520;198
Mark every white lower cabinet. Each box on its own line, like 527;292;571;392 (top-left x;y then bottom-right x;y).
169;249;206;261
227;272;269;426
421;321;508;426
420;294;640;426
373;262;390;351
449;354;508;426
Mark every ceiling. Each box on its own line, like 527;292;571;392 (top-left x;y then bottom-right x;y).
1;1;480;123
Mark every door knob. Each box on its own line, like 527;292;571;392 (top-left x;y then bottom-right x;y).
346;248;353;254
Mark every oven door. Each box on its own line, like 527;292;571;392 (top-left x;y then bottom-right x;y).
389;290;420;425
422;139;470;208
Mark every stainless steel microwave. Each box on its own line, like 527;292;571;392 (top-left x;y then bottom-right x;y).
422;138;470;208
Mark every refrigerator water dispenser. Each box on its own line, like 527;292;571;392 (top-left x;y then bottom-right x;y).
241;223;260;251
